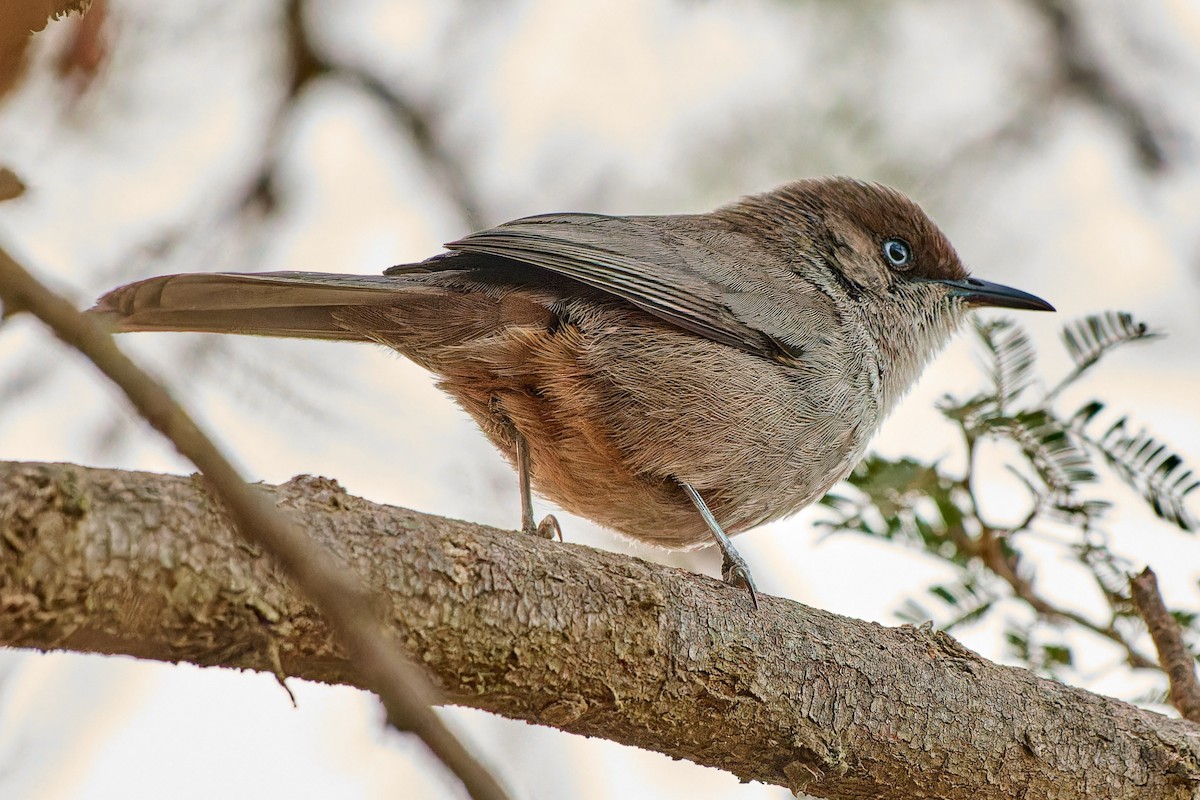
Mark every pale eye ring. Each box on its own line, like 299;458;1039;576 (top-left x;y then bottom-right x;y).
882;238;912;268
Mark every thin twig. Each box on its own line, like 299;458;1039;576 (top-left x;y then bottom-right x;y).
1044;360;1093;403
975;526;1157;670
1130;567;1200;722
0;245;511;800
954;432;1157;670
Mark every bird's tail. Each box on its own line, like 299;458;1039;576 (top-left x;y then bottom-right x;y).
90;271;413;341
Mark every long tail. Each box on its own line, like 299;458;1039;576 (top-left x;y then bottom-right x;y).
90;271;413;341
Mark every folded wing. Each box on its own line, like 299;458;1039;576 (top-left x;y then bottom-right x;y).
440;213;805;358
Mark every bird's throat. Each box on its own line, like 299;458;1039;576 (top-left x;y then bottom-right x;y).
864;295;966;417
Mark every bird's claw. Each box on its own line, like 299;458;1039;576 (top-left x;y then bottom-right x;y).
722;554;760;610
524;514;562;541
537;514;562;541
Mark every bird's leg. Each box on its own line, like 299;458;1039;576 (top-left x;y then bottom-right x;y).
492;401;561;540
679;482;759;609
514;429;561;540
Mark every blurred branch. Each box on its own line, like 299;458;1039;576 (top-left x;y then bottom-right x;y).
0;167;25;201
266;0;486;230
2;460;1199;800
1131;567;1200;723
0;0;91;98
0;247;511;800
1026;0;1172;171
934;0;1177;180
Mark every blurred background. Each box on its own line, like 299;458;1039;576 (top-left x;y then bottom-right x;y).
0;1;1198;797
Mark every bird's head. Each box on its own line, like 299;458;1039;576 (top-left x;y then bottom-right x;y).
737;176;1053;313
721;177;1054;410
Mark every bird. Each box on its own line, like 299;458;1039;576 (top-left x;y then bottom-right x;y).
91;177;1054;608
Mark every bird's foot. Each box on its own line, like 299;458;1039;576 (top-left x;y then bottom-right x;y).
679;481;761;610
721;552;760;610
524;513;562;541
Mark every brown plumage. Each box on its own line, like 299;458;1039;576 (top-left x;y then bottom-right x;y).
91;177;1053;605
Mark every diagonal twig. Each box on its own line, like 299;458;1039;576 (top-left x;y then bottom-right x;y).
0;243;511;800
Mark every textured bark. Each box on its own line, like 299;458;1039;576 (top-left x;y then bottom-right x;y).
1;460;1198;799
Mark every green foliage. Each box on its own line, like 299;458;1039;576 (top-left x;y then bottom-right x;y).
986;409;1097;497
1076;410;1200;531
820;457;970;562
820;311;1199;685
975;318;1038;411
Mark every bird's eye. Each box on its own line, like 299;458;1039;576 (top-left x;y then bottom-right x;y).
882;238;912;268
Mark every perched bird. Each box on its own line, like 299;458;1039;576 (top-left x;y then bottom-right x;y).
92;177;1053;607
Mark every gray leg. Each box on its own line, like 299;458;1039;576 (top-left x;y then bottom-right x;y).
514;427;561;541
680;482;759;609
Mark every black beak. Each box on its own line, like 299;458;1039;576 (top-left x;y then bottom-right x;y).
937;277;1055;312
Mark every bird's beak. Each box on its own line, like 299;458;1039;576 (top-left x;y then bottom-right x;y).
936;277;1055;312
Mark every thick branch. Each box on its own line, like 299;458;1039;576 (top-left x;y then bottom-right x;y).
2;461;1198;800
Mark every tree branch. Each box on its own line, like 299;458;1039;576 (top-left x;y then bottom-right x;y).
2;460;1197;800
1131;567;1200;723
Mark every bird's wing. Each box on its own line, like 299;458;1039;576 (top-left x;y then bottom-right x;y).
439;213;809;359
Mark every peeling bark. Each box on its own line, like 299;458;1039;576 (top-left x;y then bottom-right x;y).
1;460;1198;799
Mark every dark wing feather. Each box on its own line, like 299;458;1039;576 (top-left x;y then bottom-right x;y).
443;213;788;357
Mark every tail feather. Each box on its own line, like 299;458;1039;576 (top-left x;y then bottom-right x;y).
90;271;413;341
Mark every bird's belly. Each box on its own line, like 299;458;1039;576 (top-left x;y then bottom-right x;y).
436;305;880;550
